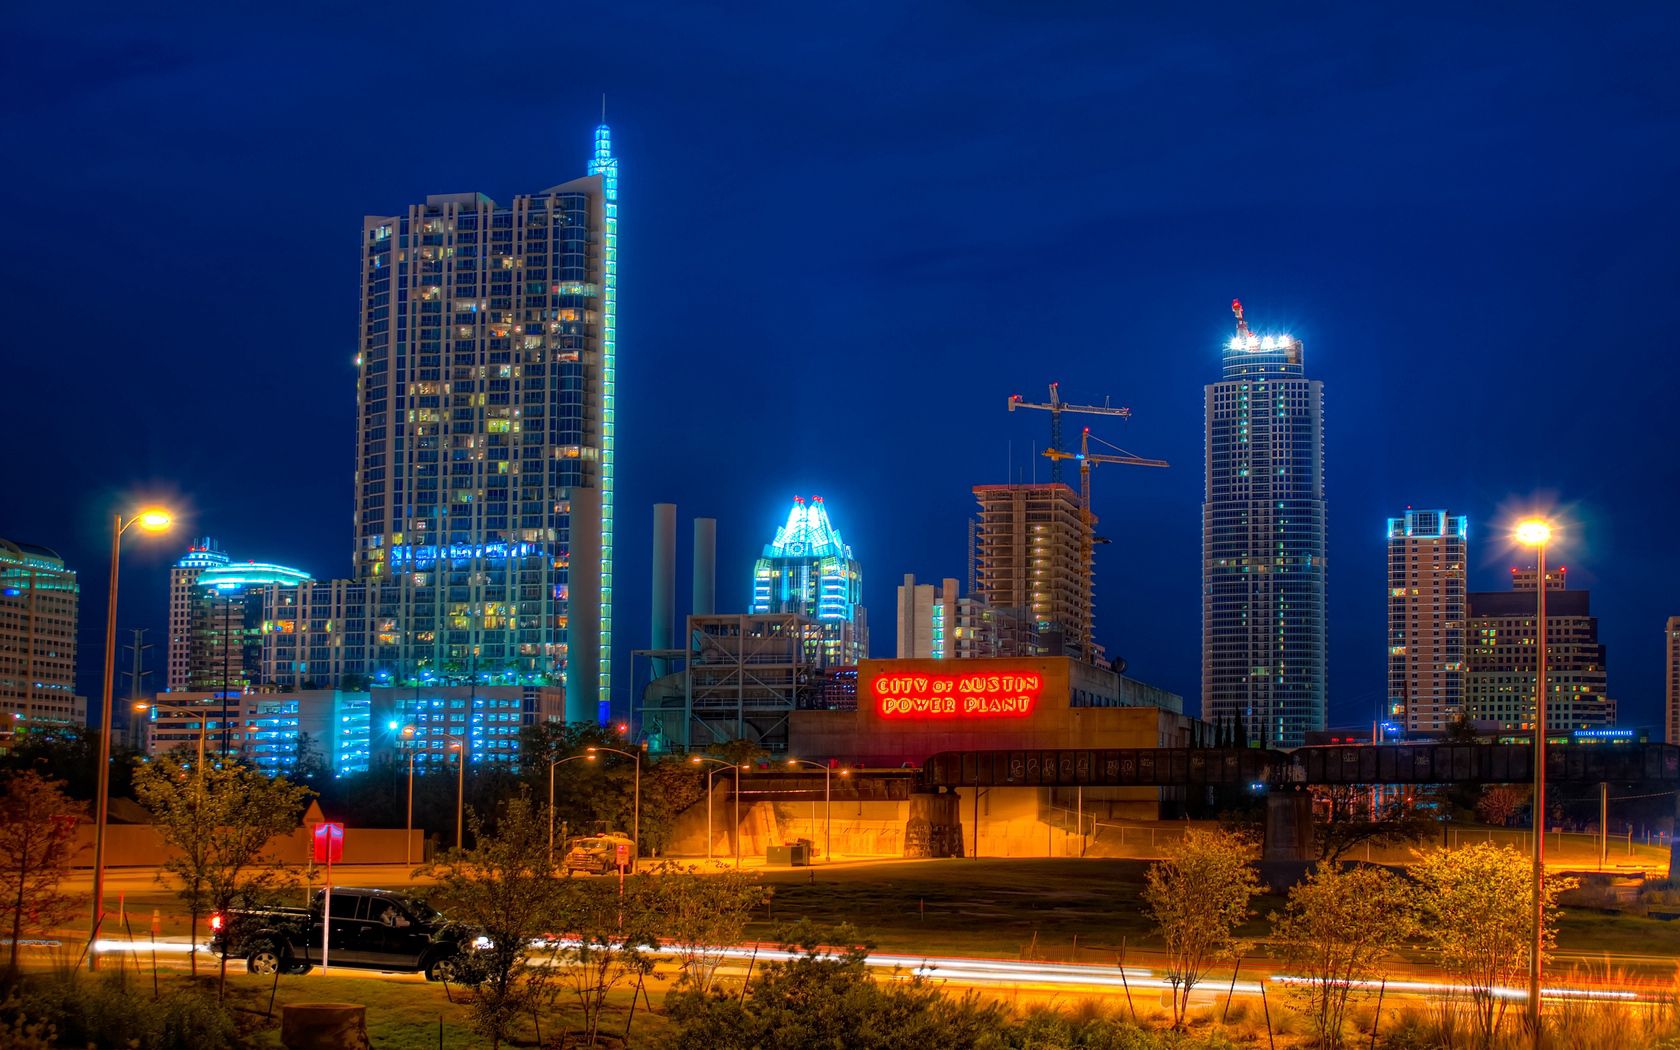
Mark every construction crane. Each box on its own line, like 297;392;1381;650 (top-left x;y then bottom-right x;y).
1007;383;1132;484
1043;427;1168;662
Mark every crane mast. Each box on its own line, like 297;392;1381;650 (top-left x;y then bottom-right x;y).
1041;427;1168;661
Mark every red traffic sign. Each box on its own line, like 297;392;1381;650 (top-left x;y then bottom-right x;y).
312;822;345;864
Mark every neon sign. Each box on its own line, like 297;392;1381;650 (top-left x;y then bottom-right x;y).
874;672;1043;719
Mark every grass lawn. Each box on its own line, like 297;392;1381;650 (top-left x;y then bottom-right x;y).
10;964;669;1050
747;857;1680;973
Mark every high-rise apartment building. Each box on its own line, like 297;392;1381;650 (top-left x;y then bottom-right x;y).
1667;616;1680;745
167;539;228;691
750;496;866;664
895;574;997;659
1386;510;1468;733
1203;301;1327;749
1466;567;1615;730
0;538;83;728
258;579;368;691
355;126;619;723
971;484;1090;659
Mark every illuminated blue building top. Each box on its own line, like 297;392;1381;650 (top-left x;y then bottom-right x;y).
197;563;312;592
750;497;867;664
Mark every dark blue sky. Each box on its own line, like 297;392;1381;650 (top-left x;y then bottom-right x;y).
5;5;1677;728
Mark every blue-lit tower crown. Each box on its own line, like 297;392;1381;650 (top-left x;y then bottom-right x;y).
750;496;866;664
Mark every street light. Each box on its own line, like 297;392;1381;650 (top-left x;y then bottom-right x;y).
548;754;595;865
691;756;744;867
90;505;172;970
786;758;849;864
397;725;416;865
1515;516;1552;1044
446;736;467;852
587;744;643;852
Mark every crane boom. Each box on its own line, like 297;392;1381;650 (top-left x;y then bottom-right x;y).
1007;382;1132;483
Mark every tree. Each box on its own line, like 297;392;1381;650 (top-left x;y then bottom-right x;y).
1412;842;1575;1047
132;753;311;988
708;739;769;768
1143;828;1261;1028
1475;784;1530;827
417;791;570;1049
638;760;705;857
648;864;771;994
1315;786;1436;861
0;773;82;976
1272;864;1417;1048
292;732;329;783
551;875;659;1046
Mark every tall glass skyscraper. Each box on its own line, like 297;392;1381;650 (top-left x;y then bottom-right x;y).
355;126;618;723
1202;302;1326;748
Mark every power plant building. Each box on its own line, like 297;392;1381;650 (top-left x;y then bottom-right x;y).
1386;510;1468;733
1202;301;1327;749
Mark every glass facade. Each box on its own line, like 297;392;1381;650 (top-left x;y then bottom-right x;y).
355;128;616;724
750;497;867;664
1202;320;1327;748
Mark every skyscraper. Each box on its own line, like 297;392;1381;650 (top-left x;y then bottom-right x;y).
0;538;83;729
355;125;618;723
1466;567;1615;730
1667;616;1680;745
750;496;866;664
971;484;1089;659
187;562;312;693
167;539;228;692
1386;509;1468;733
1203;300;1327;748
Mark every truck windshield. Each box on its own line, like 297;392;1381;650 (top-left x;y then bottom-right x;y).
402;897;440;924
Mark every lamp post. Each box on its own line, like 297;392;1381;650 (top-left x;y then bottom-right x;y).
1516;518;1552;1044
548;754;595;865
446;735;467;852
394;724;416;865
690;756;742;865
90;506;172;970
588;744;643;851
786;758;849;863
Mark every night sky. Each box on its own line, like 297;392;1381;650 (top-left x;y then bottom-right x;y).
6;6;1677;729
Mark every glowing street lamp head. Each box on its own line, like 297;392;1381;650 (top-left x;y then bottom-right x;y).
1515;520;1552;547
136;508;173;532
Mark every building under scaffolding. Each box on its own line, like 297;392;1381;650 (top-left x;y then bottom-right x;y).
635;612;848;753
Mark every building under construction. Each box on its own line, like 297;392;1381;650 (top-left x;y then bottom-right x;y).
971;484;1095;662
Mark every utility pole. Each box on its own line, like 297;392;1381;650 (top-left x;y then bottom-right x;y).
121;628;152;752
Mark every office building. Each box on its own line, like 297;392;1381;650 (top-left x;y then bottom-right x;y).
971;484;1088;659
1203;301;1327;748
895;574;997;659
0;539;84;729
185;562;312;693
167;539;228;691
1386;510;1468;733
145;688;371;777
1668;616;1680;745
1466;567;1615;730
356;124;619;724
749;496;866;664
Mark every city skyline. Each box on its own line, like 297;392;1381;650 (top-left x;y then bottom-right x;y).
5;7;1678;731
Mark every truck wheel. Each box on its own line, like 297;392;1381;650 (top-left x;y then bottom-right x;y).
246;946;282;975
282;961;313;976
425;955;462;982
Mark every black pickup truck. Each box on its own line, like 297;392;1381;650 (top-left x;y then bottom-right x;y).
210;887;469;980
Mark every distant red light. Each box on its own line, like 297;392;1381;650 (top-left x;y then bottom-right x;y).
210;914;224;931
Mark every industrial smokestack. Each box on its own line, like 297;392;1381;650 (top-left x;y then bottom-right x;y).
693;517;717;617
652;504;676;675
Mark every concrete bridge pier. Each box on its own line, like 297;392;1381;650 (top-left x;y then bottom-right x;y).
1263;788;1314;862
904;788;963;858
